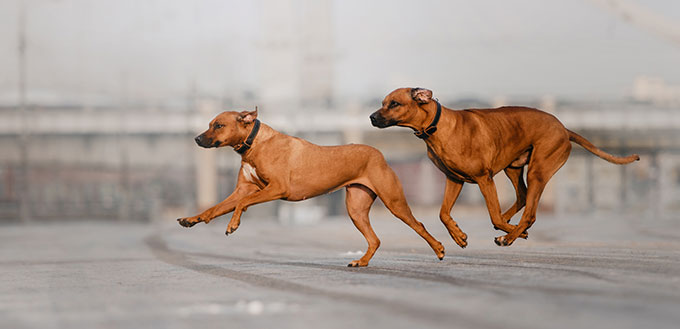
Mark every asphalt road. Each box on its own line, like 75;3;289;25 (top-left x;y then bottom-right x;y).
1;210;679;329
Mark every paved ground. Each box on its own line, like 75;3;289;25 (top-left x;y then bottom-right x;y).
1;209;679;329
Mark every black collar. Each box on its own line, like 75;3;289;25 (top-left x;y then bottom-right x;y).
234;119;261;154
413;100;441;139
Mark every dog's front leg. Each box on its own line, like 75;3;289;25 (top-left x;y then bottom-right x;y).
225;184;286;235
439;178;468;248
177;179;259;228
477;176;520;236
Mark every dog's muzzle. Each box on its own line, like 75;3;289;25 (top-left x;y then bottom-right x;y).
369;112;394;128
194;134;220;148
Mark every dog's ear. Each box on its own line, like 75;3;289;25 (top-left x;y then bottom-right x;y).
237;107;258;124
411;88;433;104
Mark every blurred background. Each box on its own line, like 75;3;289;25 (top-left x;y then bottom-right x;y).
1;0;679;224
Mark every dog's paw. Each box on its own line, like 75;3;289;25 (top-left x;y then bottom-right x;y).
519;230;528;239
177;217;201;228
451;231;467;249
494;235;513;247
225;225;238;235
450;231;468;249
347;260;368;267
433;242;446;260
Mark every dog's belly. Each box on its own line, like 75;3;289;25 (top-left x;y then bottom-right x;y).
285;185;341;201
285;175;360;201
429;150;531;182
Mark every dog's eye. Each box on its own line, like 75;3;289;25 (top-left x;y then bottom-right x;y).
214;124;224;129
389;101;400;108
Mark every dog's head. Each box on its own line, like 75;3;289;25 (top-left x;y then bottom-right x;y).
194;109;258;148
370;87;434;128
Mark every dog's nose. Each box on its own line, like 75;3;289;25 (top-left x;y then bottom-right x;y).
194;135;202;145
369;113;379;126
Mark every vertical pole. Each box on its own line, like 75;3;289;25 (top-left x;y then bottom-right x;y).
17;0;30;222
117;74;130;221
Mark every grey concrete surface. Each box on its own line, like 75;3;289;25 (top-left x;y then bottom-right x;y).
1;210;679;329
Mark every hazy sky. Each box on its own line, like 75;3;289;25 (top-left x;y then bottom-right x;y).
0;0;679;105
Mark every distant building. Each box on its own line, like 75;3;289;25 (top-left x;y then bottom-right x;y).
0;96;678;222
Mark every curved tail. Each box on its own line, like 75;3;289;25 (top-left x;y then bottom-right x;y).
568;129;640;164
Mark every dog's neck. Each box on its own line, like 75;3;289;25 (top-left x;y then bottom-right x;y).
234;122;277;157
416;102;457;144
233;120;261;154
411;101;442;139
402;101;441;136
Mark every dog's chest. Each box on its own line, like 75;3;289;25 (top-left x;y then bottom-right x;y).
241;163;261;183
427;147;476;183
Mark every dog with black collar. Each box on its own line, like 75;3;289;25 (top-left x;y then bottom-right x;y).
178;108;445;267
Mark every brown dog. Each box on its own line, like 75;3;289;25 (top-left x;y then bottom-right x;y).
177;109;445;267
370;87;639;247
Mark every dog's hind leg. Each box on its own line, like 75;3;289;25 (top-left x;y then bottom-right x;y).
439;178;468;248
495;141;571;246
501;166;527;224
345;184;379;267
370;167;445;261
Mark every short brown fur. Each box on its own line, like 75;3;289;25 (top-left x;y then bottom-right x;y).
178;109;445;267
370;88;639;247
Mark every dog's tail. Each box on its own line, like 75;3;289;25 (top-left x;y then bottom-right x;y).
567;129;639;164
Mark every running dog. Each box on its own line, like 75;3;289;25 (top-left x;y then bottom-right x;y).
178;109;445;267
370;87;639;247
